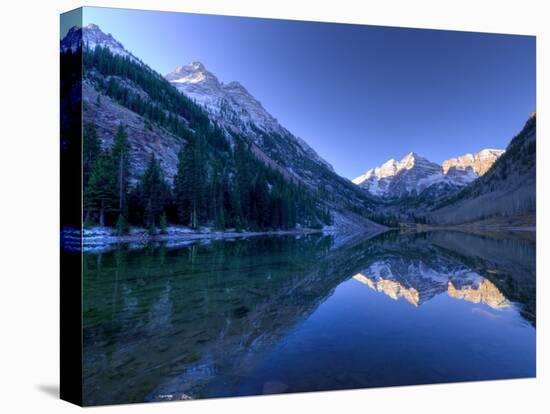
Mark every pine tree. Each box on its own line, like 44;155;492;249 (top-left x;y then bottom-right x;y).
235;140;251;225
174;146;193;225
251;171;269;229
159;212;168;234
194;135;208;224
85;151;117;226
112;124;131;216
211;160;227;230
116;213;129;235
173;137;208;228
139;154;169;228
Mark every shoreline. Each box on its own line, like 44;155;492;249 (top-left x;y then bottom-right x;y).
62;214;536;252
62;226;329;252
399;223;535;242
398;213;536;240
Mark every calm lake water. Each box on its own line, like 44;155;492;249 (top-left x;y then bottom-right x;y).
82;231;536;405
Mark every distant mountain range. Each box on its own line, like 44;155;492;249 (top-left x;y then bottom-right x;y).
353;149;504;199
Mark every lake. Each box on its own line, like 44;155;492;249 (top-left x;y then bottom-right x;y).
82;231;536;405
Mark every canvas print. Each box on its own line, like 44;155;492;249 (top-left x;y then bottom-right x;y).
60;7;536;406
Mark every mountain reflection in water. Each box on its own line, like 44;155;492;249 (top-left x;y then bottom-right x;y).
353;265;509;309
82;230;535;405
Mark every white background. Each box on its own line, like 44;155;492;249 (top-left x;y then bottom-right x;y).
0;0;548;412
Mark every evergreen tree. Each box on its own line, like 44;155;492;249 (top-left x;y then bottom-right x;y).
194;135;209;224
210;160;227;230
174;146;192;225
251;171;270;229
116;213;129;235
234;140;251;225
159;212;168;234
85;151;117;226
173;137;208;228
112;124;131;216
139;154;170;228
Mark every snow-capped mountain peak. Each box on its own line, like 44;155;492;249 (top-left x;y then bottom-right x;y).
399;152;437;172
168;62;219;85
442;148;505;176
60;23;138;62
166;62;277;131
353;148;504;199
376;158;399;176
166;62;335;172
402;151;418;163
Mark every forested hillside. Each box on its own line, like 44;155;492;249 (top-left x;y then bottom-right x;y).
78;45;332;232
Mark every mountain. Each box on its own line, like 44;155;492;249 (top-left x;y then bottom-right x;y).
442;149;505;176
61;23;138;61
352;150;502;199
429;114;536;225
166;62;334;173
352;152;444;198
62;24;379;230
165;62;376;223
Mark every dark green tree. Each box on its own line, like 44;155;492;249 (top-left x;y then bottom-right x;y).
112;124;131;216
159;212;168;234
250;171;270;228
85;151;117;226
139;154;170;228
210;160;227;230
174;146;191;225
234;140;251;225
173;137;208;228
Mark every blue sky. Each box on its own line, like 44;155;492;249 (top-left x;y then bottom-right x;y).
71;7;535;179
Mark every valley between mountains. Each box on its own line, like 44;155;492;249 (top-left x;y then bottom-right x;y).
61;24;536;245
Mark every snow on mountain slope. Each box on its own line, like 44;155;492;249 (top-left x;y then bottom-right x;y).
353;149;503;199
442;149;505;176
61;23;139;62
165;61;380;221
166;62;335;173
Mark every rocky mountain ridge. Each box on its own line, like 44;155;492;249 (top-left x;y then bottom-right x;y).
353;149;503;199
165;61;379;223
166;62;335;173
442;149;505;176
61;23;139;61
